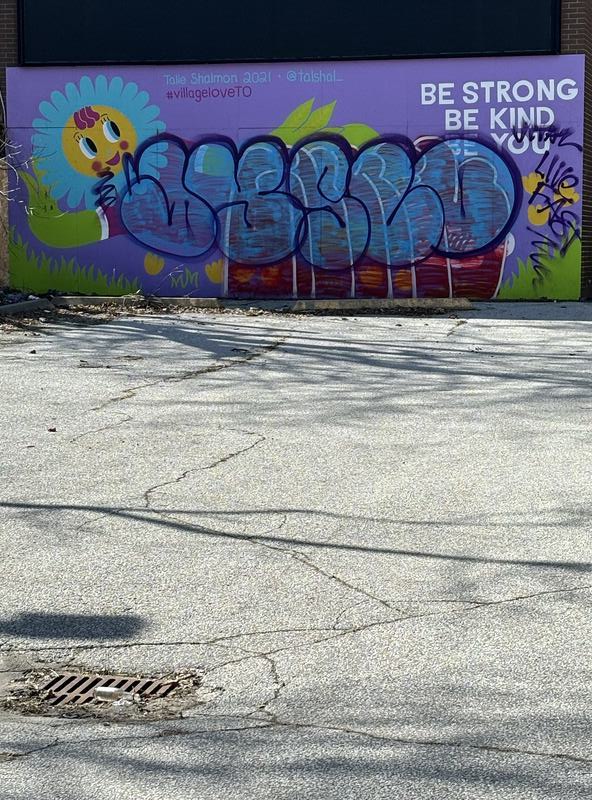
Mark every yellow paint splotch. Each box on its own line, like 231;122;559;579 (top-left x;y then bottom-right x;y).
144;252;165;275
205;258;225;284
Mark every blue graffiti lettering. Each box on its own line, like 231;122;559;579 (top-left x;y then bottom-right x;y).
118;132;521;268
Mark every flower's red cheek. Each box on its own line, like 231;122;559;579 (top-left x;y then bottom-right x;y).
92;161;103;172
120;141;129;151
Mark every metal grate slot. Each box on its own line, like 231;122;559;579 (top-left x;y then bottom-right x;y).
38;672;180;707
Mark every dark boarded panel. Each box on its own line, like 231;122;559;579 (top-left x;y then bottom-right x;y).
19;0;560;66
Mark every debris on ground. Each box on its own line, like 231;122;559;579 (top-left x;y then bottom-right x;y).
0;294;471;334
1;668;205;720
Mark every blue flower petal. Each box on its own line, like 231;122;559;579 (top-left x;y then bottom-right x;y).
50;179;69;200
38;100;58;121
135;90;149;109
65;82;81;107
50;90;68;114
66;183;84;209
32;117;52;130
121;82;138;103
142;105;161;122
79;76;94;103
95;74;108;97
108;76;123;99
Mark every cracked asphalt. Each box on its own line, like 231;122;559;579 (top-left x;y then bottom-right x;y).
1;302;592;799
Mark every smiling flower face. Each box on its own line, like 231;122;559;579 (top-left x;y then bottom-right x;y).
62;105;137;178
32;75;166;209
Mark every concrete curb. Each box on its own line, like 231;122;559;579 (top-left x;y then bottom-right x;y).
0;298;55;316
50;295;474;313
50;295;152;309
1;295;473;316
276;298;473;313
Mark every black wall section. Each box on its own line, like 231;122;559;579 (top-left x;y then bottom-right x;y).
19;0;560;66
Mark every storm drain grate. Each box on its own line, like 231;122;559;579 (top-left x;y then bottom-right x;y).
38;672;180;707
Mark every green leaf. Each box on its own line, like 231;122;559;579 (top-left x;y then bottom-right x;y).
323;123;380;148
299;101;336;134
271;99;337;145
274;98;315;132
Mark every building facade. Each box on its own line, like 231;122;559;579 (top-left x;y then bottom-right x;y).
1;1;590;301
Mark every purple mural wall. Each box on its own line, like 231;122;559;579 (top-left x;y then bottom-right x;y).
7;55;585;300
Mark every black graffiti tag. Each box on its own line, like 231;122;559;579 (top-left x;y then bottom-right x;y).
527;150;581;273
513;124;583;153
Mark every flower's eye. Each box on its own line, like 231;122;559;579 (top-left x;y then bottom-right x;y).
78;137;98;159
103;119;121;144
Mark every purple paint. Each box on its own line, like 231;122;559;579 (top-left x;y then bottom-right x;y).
7;55;585;300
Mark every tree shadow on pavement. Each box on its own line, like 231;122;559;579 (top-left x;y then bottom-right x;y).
2;500;592;575
0;612;147;642
21;312;592;420
1;703;590;800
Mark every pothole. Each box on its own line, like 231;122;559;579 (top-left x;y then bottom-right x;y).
1;668;207;720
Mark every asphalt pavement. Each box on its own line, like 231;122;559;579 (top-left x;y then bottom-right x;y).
1;302;591;799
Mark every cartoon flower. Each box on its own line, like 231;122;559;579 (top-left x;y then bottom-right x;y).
555;182;580;205
522;172;543;195
32;75;166;210
528;203;551;227
144;252;166;275
205;258;224;284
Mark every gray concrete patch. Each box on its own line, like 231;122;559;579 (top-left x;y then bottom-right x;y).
0;298;55;316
